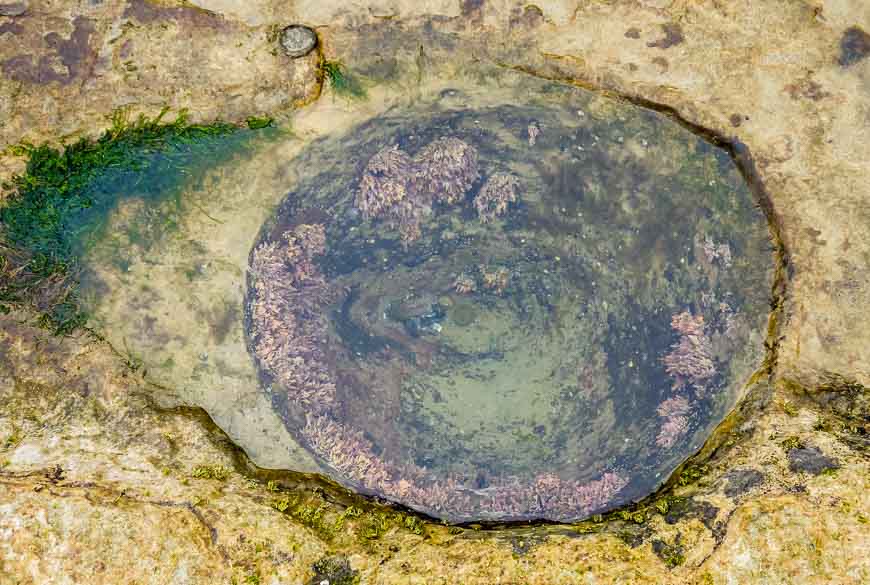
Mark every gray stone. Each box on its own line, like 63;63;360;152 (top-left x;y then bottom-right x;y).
788;446;840;475
280;25;317;58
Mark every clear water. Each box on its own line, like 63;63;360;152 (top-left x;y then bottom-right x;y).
245;94;772;521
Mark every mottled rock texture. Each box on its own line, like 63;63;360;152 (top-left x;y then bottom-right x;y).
2;0;870;583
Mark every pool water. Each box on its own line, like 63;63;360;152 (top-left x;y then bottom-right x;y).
245;94;772;521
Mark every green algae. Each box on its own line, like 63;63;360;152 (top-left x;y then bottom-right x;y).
1;109;238;266
0;109;263;334
319;59;367;100
191;464;232;481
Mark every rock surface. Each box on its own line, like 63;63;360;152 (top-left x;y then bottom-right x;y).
1;0;869;583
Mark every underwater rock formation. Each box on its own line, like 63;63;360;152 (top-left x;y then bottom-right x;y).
663;311;716;394
248;221;629;521
474;172;521;223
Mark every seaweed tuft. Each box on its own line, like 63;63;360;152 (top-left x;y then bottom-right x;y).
0;108;253;335
318;58;367;99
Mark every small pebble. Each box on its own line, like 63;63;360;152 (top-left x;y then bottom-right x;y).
279;25;317;58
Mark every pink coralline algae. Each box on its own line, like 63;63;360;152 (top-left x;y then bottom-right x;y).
481;266;510;294
474;172;521;223
302;414;392;487
354;145;416;220
249;223;338;411
415;137;480;205
354;145;430;244
474;471;628;520
355;138;479;244
655;395;692;448
663;311;716;394
702;235;733;268
656;416;689;449
299;409;626;520
527;122;541;146
453;274;477;294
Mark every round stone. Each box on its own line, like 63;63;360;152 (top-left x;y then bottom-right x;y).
279;25;317;58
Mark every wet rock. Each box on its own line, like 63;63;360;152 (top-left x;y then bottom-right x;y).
665;498;719;529
616;524;653;548
652;538;685;568
308;556;359;585
787;446;840;475
838;27;870;67
280;25;318;58
0;1;27;16
723;468;764;497
509;533;548;555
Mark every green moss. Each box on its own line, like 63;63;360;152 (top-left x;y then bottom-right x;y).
652;539;686;568
310;556;359;585
0;108;259;334
191;464;231;481
401;513;426;535
677;464;706;486
780;400;799;416
360;511;391;539
813;417;835;432
780;436;804;452
2;108;236;265
270;493;335;537
2;426;23;449
246;116;274;130
617;509;647;524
